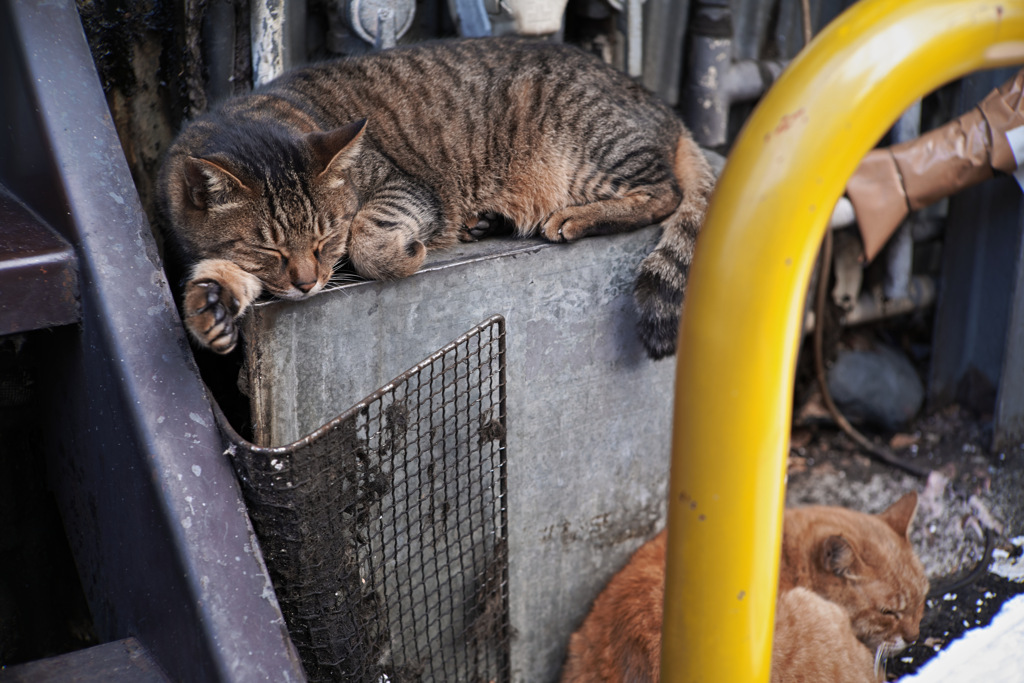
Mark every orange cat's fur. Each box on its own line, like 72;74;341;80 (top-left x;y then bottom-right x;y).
779;493;928;655
560;493;927;683
773;587;879;683
562;528;668;682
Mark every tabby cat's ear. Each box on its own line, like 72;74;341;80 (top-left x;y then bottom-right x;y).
183;156;251;210
821;535;855;577
879;491;918;539
309;118;368;186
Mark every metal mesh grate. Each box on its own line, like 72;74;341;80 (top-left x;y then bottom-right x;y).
223;315;509;683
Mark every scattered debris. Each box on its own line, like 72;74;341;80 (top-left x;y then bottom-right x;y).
991;537;1024;583
890;432;921;450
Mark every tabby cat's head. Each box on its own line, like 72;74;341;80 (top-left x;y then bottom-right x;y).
789;492;929;653
162;118;367;300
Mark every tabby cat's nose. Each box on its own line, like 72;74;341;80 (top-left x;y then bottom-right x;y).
294;280;316;293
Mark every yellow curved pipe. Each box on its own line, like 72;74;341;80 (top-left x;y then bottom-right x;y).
661;1;1024;681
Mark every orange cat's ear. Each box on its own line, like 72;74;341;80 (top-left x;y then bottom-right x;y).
183;156;251;210
879;491;918;539
310;118;367;185
821;535;855;577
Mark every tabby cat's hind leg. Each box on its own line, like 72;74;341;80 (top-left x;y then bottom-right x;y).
459;211;508;242
539;183;682;243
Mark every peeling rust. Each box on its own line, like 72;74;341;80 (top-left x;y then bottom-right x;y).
764;107;809;143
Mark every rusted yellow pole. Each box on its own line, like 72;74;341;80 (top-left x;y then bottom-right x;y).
661;1;1024;681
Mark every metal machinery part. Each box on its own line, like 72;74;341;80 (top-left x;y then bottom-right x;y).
452;0;494;37
342;0;416;49
884;100;923;301
603;0;646;77
682;0;786;149
225;317;511;682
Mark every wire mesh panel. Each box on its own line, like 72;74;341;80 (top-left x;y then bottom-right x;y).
223;316;509;683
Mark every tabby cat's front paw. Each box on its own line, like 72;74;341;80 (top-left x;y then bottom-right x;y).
540;211;585;243
184;279;241;354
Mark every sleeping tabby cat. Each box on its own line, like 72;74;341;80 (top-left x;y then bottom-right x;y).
560;492;928;682
157;37;714;358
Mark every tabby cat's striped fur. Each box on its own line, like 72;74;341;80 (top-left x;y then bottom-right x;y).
158;37;714;357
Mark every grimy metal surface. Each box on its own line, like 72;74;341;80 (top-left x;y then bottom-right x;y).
243;227;676;683
1;2;304;681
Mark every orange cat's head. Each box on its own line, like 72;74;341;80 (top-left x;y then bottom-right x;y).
783;492;929;654
160;118;367;300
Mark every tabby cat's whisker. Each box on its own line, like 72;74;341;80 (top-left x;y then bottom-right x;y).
324;275;365;288
319;284;354;296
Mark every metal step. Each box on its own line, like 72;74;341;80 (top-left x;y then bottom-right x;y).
0;638;170;683
0;186;79;335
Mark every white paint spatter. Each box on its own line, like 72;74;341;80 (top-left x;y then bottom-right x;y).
899;594;1024;683
192;464;202;477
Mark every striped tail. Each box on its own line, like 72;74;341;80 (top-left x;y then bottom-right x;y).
633;132;715;359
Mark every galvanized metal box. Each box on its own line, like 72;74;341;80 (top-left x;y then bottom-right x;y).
243;228;676;683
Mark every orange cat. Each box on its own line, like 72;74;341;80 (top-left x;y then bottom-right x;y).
773;587;880;683
560;493;927;683
779;493;928;656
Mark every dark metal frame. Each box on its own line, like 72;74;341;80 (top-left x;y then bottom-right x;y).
0;2;304;680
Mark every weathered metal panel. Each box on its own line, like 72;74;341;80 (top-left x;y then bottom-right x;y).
927;69;1023;412
243;227;676;683
994;206;1024;453
640;0;690;106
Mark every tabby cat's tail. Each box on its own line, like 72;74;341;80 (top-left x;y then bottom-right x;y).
633;132;715;359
